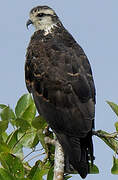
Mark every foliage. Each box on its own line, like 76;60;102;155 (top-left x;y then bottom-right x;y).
106;101;118;174
0;94;118;179
0;94;54;179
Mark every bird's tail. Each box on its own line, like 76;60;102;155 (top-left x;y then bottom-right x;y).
56;132;94;179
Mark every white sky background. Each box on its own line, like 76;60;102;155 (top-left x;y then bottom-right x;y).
0;0;118;179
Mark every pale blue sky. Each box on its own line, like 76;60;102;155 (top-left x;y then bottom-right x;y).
0;0;118;179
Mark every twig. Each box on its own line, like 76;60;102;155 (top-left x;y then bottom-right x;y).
22;148;44;161
23;164;31;171
22;149;35;161
93;130;118;154
27;152;45;162
93;130;118;139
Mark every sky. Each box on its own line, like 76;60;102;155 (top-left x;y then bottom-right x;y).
0;0;118;179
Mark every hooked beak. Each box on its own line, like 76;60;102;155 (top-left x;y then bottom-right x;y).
26;19;33;29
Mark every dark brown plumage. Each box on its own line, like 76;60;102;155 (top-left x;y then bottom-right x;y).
25;6;96;178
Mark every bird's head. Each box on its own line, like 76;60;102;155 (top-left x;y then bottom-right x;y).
26;6;60;34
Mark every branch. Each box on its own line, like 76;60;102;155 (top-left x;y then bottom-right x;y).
93;130;118;154
53;139;64;180
93;130;118;139
27;152;45;162
45;137;64;180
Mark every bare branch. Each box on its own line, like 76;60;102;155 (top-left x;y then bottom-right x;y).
45;136;64;180
53;140;64;180
27;152;45;162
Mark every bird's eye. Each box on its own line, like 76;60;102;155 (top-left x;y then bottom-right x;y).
37;13;45;17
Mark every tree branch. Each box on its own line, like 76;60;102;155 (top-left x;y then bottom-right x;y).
93;130;118;154
53;139;64;180
93;130;118;139
45;136;64;180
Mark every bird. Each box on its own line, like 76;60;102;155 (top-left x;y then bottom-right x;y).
25;5;96;179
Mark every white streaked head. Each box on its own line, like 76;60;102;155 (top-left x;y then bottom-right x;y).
26;6;60;35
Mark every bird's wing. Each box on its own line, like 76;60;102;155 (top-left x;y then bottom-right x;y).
74;44;96;104
25;31;95;136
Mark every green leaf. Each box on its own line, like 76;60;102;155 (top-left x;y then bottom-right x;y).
0;104;7;109
6;130;18;149
31;134;39;148
107;101;118;117
6;130;23;158
0;142;10;153
0;106;15;121
32;116;47;130
28;163;39;179
89;164;99;174
15;147;24;160
28;160;48;180
15;94;36;123
47;166;54;180
32;167;43;180
16;118;31;131
111;156;118;174
15;94;32;117
0;132;8;143
32;116;48;149
21;103;36;123
2;132;8;142
9;108;16;121
0;121;9;133
37;130;46;150
18;128;36;148
0;106;9;120
0;152;24;178
115;122;118;132
8;109;16;126
0;168;15;180
32;167;48;180
64;175;72;180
